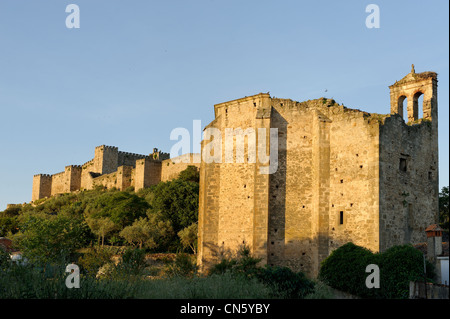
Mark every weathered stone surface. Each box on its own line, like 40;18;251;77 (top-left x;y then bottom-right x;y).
197;69;439;278
31;146;199;199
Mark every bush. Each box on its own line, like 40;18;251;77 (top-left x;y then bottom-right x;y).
256;265;315;298
377;245;435;299
0;247;10;269
77;247;116;277
163;253;197;278
208;245;315;298
319;242;374;298
208;244;260;277
14;214;91;265
319;243;436;299
113;248;147;279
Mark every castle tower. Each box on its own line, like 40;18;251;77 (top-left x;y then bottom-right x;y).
32;174;52;201
134;158;162;191
198;68;440;277
94;145;119;174
389;64;438;125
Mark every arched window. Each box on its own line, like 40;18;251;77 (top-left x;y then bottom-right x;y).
413;91;424;121
398;95;407;122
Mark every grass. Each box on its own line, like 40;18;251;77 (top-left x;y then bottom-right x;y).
0;264;271;299
0;248;332;299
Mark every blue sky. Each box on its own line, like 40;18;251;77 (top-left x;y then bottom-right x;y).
0;0;448;210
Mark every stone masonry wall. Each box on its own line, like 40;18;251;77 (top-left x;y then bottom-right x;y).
198;92;421;278
32;145;188;201
161;154;201;182
379;115;438;250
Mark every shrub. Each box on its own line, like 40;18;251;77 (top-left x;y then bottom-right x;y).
113;248;147;279
319;243;436;299
14;214;90;265
318;242;375;298
163;253;197;278
208;244;260;278
377;245;435;299
256;265;315;298
77;247;116;277
0;247;10;269
178;166;200;183
208;245;314;298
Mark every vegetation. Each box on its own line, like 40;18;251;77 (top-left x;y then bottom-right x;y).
209;245;315;299
319;242;435;299
0;169;444;299
0;167;200;253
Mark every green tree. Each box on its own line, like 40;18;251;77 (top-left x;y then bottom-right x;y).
439;186;449;229
0;216;19;237
120;217;155;249
85;191;149;229
178;165;200;183
178;223;198;254
119;215;173;250
86;217;116;246
148;179;199;233
14;214;90;264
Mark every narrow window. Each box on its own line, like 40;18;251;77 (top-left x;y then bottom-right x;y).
339;211;344;225
399;158;407;172
428;171;432;181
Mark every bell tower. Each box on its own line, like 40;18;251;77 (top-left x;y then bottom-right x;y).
389;65;438;126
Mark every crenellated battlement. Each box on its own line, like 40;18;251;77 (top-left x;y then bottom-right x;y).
31;144;188;201
82;159;94;167
118;151;147;159
95;145;119;151
33;174;52;178
66;165;82;170
52;171;66;177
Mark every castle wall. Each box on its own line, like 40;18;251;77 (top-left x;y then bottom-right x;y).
161;154;201;182
265;100;316;276
32;145;187;201
379;116;438;251
197;94;273;270
117;165;133;190
81;160;96;190
92;171;119;190
324;107;381;257
379;70;439;252
94;145;119;175
135;158;162;191
32;174;52;201
118;151;147;167
264;99;381;277
198;95;386;277
51;171;67;195
66;165;82;192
